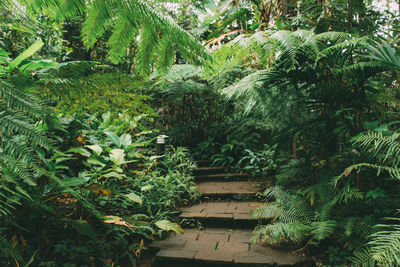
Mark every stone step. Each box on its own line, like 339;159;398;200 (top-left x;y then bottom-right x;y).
179;201;269;229
150;229;310;267
193;166;227;175
195;173;249;181
197;181;264;199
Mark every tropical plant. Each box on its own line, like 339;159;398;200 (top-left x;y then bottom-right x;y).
0;41;54;216
13;0;210;74
252;186;337;249
334;129;400;266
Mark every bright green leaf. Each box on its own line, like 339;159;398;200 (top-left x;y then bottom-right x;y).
120;134;132;147
124;192;143;205
66;147;91;157
9;40;44;70
155;220;184;234
87;144;102;155
110;149;126;165
141;185;154;192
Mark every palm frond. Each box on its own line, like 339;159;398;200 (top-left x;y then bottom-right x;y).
310;220;337;244
221;70;267;114
269;30;299;69
264;186;313;224
18;0;210;73
349;248;377;267
253;222;311;246
352;132;400;167
369;219;400;265
107;18;138;64
81;0;113;48
364;40;400;72
136;24;159;76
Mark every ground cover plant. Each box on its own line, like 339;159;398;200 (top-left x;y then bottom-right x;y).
1;0;400;266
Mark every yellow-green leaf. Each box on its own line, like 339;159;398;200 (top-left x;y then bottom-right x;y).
155;220;184;234
124;192;142;205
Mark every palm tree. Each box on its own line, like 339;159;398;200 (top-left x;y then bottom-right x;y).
11;0;210;75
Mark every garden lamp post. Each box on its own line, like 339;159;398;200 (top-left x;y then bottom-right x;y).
157;134;168;155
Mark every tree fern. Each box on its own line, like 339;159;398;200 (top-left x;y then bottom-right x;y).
136;24;159;76
107;19;138;64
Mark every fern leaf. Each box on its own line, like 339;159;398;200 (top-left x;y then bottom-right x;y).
81;0;113;48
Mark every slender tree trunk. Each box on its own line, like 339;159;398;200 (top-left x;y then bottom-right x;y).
281;0;288;18
348;0;353;29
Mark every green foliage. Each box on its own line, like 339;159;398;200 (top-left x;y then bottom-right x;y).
151;64;232;148
252;186;337;248
337;131;400;184
17;0;210;74
0;44;54;216
1;1;400;266
368;216;400;266
333;128;400;266
238;145;277;177
1;110;198;265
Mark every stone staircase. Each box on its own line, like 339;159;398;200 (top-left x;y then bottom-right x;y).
150;161;311;267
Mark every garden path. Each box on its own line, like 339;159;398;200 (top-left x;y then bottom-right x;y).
150;161;310;266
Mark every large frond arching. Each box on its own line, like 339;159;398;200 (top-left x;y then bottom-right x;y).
18;0;210;74
369;217;400;265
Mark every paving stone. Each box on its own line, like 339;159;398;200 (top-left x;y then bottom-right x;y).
197;231;230;242
197;181;264;196
179;201;265;223
233;213;254;220
234;252;275;264
168;229;200;241
184;240;218;252
206;202;232;210
217;241;249;253
156;249;195;260
194;249;235;263
205;228;233;234
250;244;307;266
154;228;308;266
180;204;206;213
229;230;252;243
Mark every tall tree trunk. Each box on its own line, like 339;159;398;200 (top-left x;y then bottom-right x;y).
348;0;353;29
